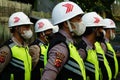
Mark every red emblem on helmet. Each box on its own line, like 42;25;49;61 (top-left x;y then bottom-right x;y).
110;20;114;26
38;22;44;29
94;17;100;23
14;17;20;23
63;3;73;13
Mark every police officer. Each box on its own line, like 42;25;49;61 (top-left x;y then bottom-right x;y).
94;17;112;79
0;12;38;80
76;12;105;80
41;1;86;80
29;18;58;80
102;18;119;80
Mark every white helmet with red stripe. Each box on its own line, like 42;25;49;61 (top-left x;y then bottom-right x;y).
35;18;59;33
82;12;105;27
8;12;33;27
52;1;84;25
103;18;116;28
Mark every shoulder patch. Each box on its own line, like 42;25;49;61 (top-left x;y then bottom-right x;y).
54;52;65;68
0;51;8;63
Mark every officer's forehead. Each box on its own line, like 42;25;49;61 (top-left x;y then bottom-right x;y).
70;14;83;22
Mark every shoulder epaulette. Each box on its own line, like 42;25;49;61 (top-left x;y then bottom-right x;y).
0;39;13;48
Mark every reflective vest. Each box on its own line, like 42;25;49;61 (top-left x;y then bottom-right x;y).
77;40;99;80
39;43;48;66
95;41;112;80
0;40;32;80
86;49;99;80
105;42;119;79
68;43;86;80
45;42;86;80
30;39;48;80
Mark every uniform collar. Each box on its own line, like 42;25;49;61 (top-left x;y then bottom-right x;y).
59;29;74;44
12;36;28;47
104;37;109;43
37;38;48;45
82;36;94;49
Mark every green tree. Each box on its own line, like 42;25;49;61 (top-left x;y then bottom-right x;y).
70;0;115;19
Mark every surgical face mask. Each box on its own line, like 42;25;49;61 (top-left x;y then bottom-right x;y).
71;22;86;36
110;30;115;40
21;29;33;39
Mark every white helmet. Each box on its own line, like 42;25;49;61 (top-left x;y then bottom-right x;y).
8;12;33;27
52;25;59;33
52;1;84;25
35;19;58;33
82;12;105;27
103;18;116;28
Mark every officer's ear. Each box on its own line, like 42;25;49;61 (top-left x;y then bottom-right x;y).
10;27;15;33
15;26;19;32
63;21;70;31
39;32;43;37
63;22;67;28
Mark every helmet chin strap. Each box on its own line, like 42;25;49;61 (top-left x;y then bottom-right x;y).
67;20;73;32
42;32;49;44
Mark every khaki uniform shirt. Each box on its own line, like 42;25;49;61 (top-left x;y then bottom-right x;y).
29;44;40;68
41;30;74;80
78;37;93;60
0;37;39;73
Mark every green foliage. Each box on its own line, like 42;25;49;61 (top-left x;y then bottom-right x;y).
70;0;115;19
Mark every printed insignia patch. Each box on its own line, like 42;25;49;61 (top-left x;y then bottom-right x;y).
54;52;65;68
0;51;8;63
